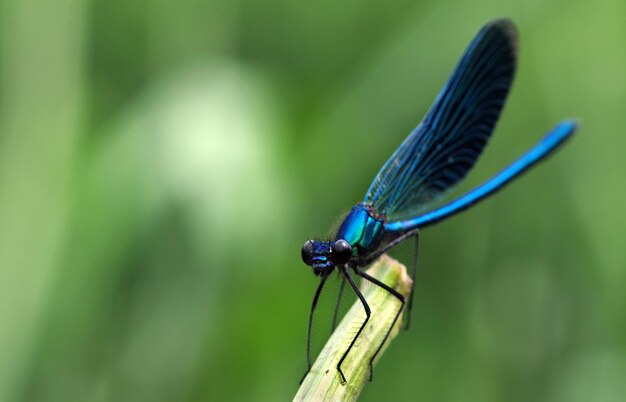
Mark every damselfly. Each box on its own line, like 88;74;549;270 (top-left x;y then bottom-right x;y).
300;18;576;384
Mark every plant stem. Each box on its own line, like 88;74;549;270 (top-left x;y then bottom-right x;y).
294;255;413;401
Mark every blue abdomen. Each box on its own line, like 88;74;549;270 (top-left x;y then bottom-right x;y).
335;203;385;255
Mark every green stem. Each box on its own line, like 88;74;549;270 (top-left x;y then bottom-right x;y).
294;255;413;401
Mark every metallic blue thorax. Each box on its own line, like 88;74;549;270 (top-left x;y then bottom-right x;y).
335;203;385;255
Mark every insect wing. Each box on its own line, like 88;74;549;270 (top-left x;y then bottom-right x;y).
365;19;518;222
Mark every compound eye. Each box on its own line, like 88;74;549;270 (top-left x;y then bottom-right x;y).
332;239;353;265
301;241;314;265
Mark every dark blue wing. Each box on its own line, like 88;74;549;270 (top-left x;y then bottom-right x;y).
364;19;518;222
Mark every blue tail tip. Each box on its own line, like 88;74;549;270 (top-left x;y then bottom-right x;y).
552;119;578;141
559;119;579;133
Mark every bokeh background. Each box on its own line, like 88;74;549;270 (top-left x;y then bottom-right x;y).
1;0;624;401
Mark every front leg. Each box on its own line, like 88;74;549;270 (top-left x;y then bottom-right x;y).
300;275;328;384
337;266;371;384
353;268;405;381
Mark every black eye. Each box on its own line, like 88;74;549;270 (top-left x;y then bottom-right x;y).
301;241;314;265
332;239;352;265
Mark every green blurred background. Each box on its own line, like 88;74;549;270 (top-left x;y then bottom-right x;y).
0;0;624;401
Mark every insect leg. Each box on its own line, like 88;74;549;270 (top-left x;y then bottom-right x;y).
405;231;420;330
331;274;346;332
353;268;405;382
300;275;328;384
337;266;371;384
